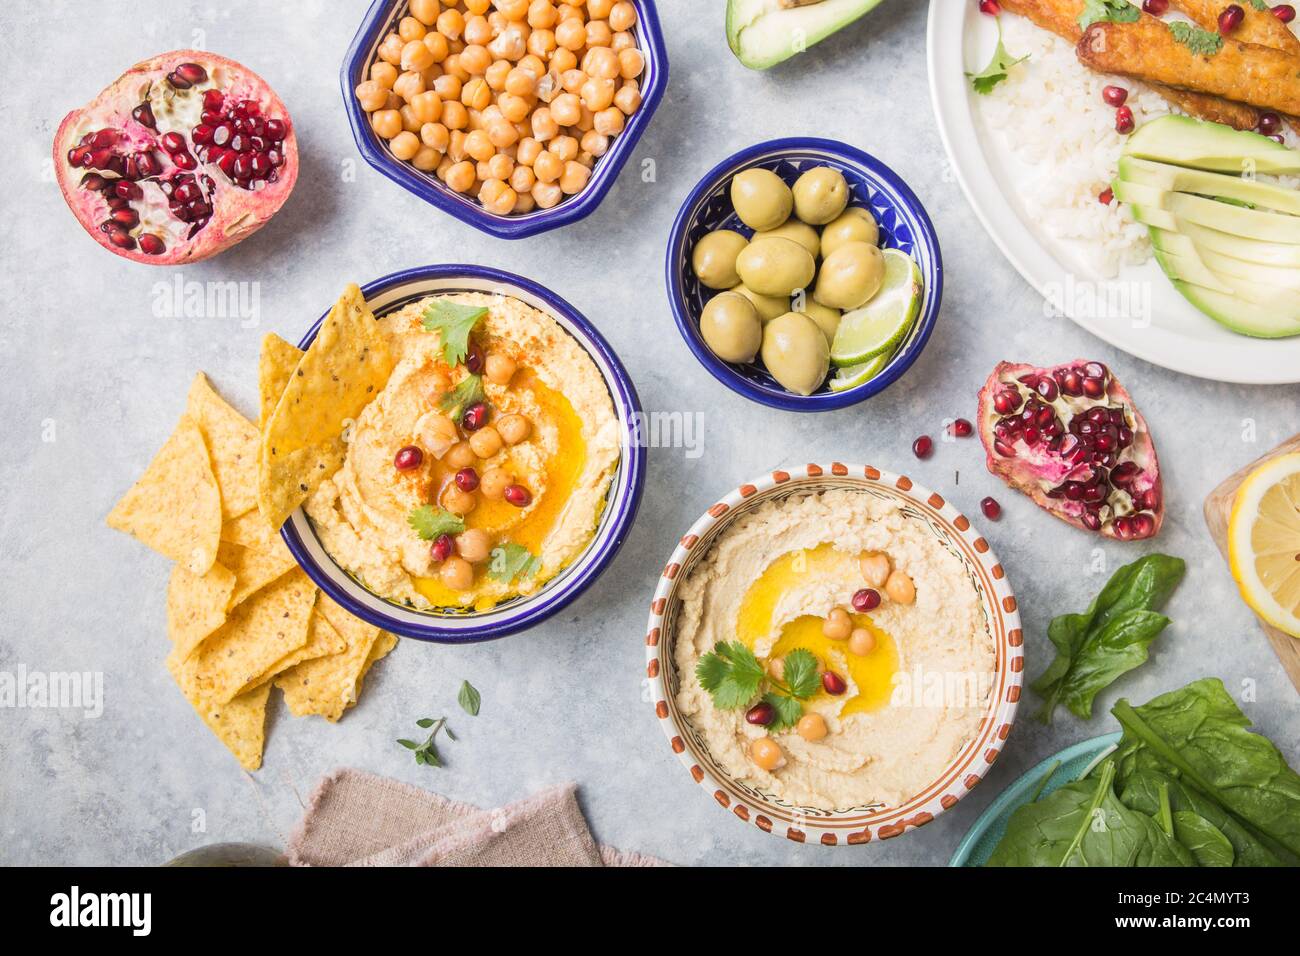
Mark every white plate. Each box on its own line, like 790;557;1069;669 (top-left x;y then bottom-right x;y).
926;0;1300;384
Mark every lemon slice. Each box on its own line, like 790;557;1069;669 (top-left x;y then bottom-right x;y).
1228;452;1300;638
830;249;923;368
828;348;894;392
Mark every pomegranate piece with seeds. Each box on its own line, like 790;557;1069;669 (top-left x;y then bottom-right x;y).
54;50;297;266
976;360;1164;541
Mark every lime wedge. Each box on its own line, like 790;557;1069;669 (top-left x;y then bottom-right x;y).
828;348;894;392
830;249;923;368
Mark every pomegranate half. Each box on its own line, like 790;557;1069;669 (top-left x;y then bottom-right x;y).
54;50;297;265
977;360;1164;541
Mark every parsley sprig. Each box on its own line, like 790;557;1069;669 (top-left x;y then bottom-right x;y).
439;373;485;418
967;21;1029;95
695;642;821;731
422;300;488;366
398;716;457;768
408;505;465;540
488;542;542;583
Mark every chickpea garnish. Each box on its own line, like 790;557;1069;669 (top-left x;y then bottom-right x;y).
469;425;504;458
440;555;475;590
822;606;852;640
496;413;531;445
484;352;517;385
848;628;876;657
480;466;513;500
796;713;828;742
859;551;892;588
442;485;478;516
750;737;785;772
417;411;460;458
455;529;493;563
885;569;917;605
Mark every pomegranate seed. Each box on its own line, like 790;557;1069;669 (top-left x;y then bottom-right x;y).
217;151;238;176
1220;4;1245;32
454;467;480;492
81;173;107;190
251;153;271;177
852;588;881;612
504;484;532;507
430;533;454;563
1102;85;1128;107
1143;0;1168;13
131;102;157;130
465;341;485;374
912;435;934;459
745;702;775;726
230;133;250;153
1130;514;1156;537
949;418;973;438
192;124;215;145
160;132;186;153
979;0;1001;13
92;129;117;148
462;402;489;431
110;207;139;228
203;88;225;111
980;496;1002;520
212;124;232;147
994;440;1016;458
114;180;142;200
993;389;1022;415
138;233;166;255
1036;378;1059;402
1115;106;1135;134
394;445;423;471
106;228;136;250
264;118;288;141
174;62;208;85
1275;4;1297;23
137;151;161;176
1259;112;1282;135
232;154;253;179
1099;187;1114;205
822;671;847;696
173;151;198;171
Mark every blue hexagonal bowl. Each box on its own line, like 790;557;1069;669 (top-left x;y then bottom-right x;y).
666;138;943;412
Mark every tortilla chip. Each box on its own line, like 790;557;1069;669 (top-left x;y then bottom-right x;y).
106;414;222;575
186;373;260;519
257;284;394;531
276;593;382;721
258;332;304;429
190;568;316;704
351;630;399;706
243;607;346;692
166;560;236;660
221;508;278;552
219;538;297;609
169;649;271;771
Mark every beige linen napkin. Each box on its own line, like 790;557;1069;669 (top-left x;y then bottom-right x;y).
287;767;666;867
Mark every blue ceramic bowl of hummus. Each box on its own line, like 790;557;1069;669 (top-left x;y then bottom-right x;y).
282;264;645;643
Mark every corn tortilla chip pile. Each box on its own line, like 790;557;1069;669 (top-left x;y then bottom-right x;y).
107;325;399;770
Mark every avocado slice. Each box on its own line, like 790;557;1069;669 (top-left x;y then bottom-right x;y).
1118;156;1300;216
727;0;886;70
1125;115;1300;176
1179;220;1300;268
1120;188;1300;244
1167;279;1300;338
1149;230;1234;294
1197;245;1300;291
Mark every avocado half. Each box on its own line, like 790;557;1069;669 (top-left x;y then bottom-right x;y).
727;0;887;70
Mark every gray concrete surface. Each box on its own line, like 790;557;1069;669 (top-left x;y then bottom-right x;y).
1;0;1297;866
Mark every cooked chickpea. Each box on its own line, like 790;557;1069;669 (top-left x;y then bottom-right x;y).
371;109;403;139
465;0;491;13
555;17;587;50
445;441;477;469
580;77;615;111
390;130;421;160
486;152;515;180
448;129;469;161
462;77;492;110
485;59;512;90
400;104;423;132
528;28;558;58
484;352;517;385
412;145;442;171
859;551;892;588
487;117;520;148
587;0;614;17
561;68;586;94
610;30;634;52
481;467;513;500
505;66;539;96
378;33;405;66
822;606;852;640
593;105;624;135
393;70;426;102
418;410;460;457
584;45;619;80
767;656;785;681
446;159;477;192
557;2;584;22
618;47;644;79
422;121;451;151
559;160;590;194
402;39;435;72
549;47;578;72
371;61;399;89
498;92;532;123
532;180;563;208
464;129;495;162
399;15;428;42
461;43;492;74
796;713;828;742
423;30;451;62
483;181;519;214
410;90;444;125
443;100;469;130
410;0;441;25
355;80;388;112
442;483;478;515
440;556;475;590
469;425;504;458
608;1;636;31
499;0;530;18
455;529;493;564
885;570;917;605
489;28;528;62
613;81;640;115
550;92;582;126
434;73;463;100
580;129;608;157
464;17;493;46
496;413;531;445
529;0;558;28
533;149;562;182
516;136;543;165
550;134;578;162
750;738;785;772
510;164;537;193
437;8;465;39
848;628;876;657
531;106;559;141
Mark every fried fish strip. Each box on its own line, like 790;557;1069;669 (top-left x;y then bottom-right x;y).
1079;18;1300;117
1168;0;1300;54
997;0;1262;129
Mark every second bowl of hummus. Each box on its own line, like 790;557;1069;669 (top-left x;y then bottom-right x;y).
283;265;645;642
646;463;1022;846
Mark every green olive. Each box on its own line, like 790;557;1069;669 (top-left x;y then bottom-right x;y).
699;292;762;364
820;208;879;257
691;229;748;290
761;312;830;397
814;241;885;310
797;299;842;347
736;237;815;298
730;168;794;232
755;220;820;259
792;166;850;226
730;283;788;322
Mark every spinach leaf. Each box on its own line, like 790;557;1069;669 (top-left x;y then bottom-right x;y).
1111;678;1300;861
1032;554;1185;723
1173;812;1235;867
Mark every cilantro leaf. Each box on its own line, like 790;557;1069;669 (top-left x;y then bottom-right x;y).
764;692;804;732
1077;0;1139;29
408;505;465;541
1168;20;1224;56
967;23;1029;95
439;373;485;418
422;300;488;366
1249;0;1268;10
781;648;822;700
695;641;765;711
487;542;542;584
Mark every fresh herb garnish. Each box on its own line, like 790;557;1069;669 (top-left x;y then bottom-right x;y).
1077;0;1140;29
422;300;488;366
408;504;466;541
967;21;1029;95
1031;554;1185;723
1168;20;1225;55
695;643;821;730
487;542;542;583
398;716;457;768
458;680;481;716
439;373;484;418
1249;0;1268;10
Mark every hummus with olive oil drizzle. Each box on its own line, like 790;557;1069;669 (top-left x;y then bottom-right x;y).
674;489;995;810
305;292;619;611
